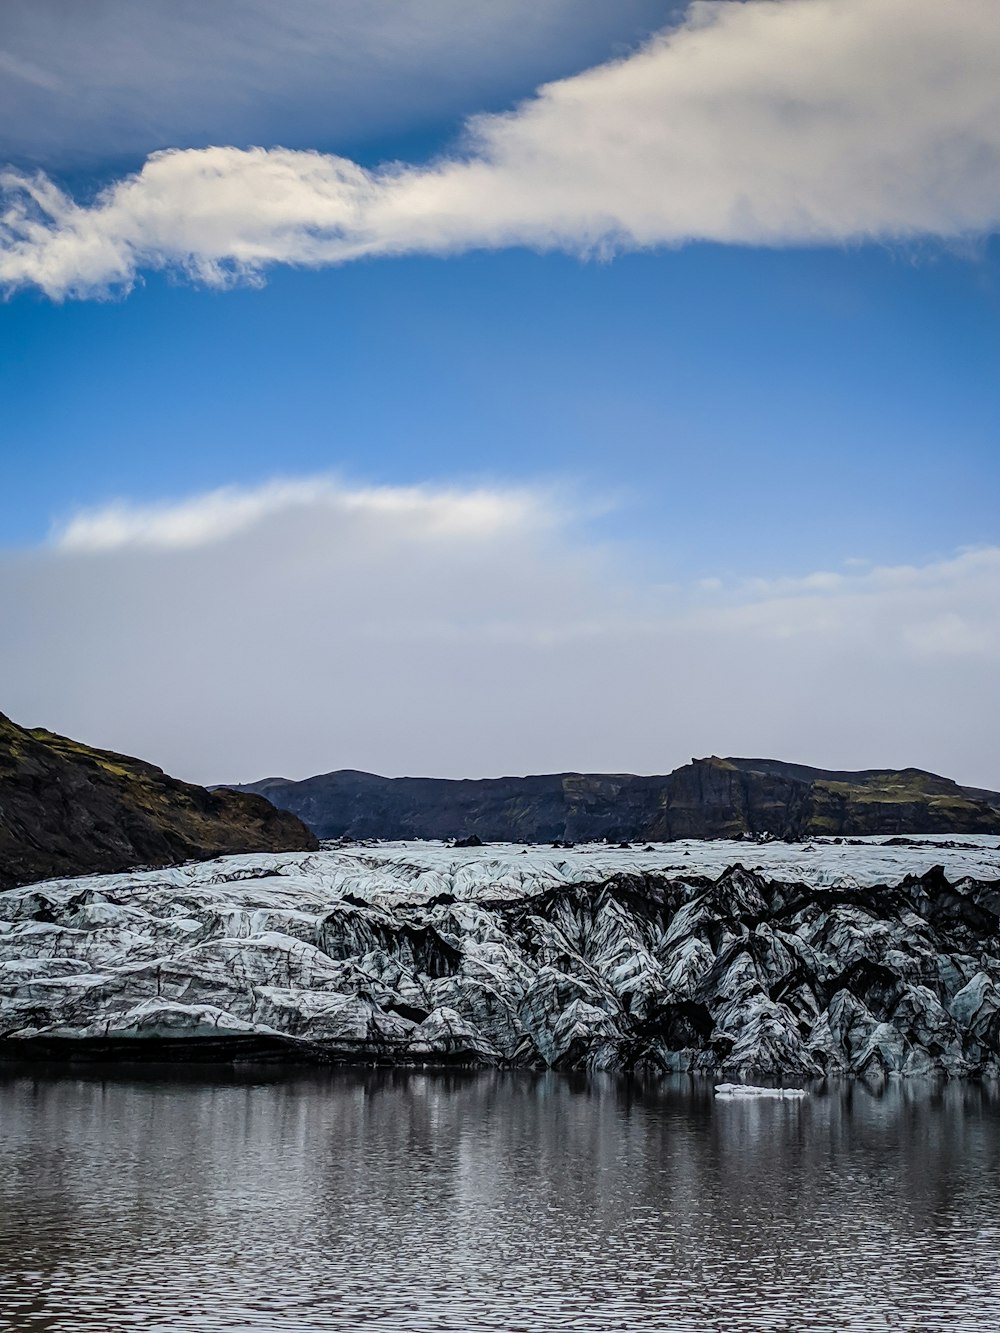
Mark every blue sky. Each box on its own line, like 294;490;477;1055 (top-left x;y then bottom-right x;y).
4;242;999;574
1;0;999;785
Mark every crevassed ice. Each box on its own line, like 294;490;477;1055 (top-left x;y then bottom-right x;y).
1;836;999;1079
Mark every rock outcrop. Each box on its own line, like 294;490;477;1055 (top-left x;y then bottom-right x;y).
223;757;1000;842
0;712;318;890
3;839;1000;1078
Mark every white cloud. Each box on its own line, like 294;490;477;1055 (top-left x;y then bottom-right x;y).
3;476;998;788
702;547;1000;659
2;0;1000;297
54;478;551;551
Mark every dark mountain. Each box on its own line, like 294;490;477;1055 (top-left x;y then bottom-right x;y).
223;756;1000;843
0;713;317;890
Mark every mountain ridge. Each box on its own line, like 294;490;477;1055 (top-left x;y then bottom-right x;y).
0;712;318;890
222;755;1000;843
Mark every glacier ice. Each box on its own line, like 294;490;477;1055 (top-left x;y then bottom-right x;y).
714;1084;808;1098
1;837;1000;1077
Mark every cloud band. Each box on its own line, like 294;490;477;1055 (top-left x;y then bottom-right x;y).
2;0;1000;298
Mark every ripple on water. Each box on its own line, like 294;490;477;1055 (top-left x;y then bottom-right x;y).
1;1070;999;1332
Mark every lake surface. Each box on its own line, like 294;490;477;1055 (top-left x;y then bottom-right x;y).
1;1069;999;1332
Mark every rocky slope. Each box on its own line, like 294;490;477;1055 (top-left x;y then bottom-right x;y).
0;713;317;890
225;756;1000;842
3;838;1000;1078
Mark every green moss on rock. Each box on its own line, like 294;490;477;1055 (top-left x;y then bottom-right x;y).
0;713;318;890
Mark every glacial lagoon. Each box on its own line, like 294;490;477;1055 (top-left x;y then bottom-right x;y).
2;1069;999;1332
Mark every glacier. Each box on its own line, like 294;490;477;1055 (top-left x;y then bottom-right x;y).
2;836;1000;1078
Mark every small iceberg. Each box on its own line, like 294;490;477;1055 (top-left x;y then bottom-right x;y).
714;1083;808;1099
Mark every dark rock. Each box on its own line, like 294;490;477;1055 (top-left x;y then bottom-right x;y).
221;756;1000;843
0;711;317;890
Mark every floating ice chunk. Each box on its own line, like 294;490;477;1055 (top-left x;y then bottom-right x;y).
714;1083;808;1098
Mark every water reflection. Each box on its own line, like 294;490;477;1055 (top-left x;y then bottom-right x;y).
1;1069;998;1331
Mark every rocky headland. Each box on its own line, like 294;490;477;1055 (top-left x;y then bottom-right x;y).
3;839;1000;1079
224;756;1000;843
0;712;317;891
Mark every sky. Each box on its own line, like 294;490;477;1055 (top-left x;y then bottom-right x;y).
1;0;999;787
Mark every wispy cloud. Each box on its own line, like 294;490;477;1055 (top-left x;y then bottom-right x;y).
700;547;1000;661
0;50;64;94
2;0;999;298
3;475;997;786
0;0;667;166
54;478;551;551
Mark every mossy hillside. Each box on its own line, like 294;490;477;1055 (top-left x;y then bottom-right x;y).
0;712;317;890
806;773;999;836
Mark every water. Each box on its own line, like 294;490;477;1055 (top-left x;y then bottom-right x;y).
1;1069;999;1332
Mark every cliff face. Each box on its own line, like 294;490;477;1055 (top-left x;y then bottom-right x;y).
226;757;1000;842
0;713;318;890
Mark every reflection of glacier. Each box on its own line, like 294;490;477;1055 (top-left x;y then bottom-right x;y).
2;838;1000;1076
4;1071;1000;1332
